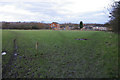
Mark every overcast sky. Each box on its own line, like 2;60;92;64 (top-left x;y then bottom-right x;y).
0;0;118;24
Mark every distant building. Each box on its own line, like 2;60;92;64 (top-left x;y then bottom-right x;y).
93;27;107;31
50;22;60;30
83;26;93;30
65;25;70;30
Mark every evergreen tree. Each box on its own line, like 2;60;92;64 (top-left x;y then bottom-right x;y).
79;21;83;30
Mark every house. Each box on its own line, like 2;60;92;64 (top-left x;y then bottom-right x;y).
50;22;60;30
93;26;108;31
83;26;93;30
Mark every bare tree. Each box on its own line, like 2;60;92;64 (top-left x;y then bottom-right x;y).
109;0;120;33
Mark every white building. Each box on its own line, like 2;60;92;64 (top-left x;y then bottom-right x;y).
93;27;107;31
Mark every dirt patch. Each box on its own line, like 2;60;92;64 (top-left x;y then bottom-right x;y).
75;38;88;40
2;39;19;78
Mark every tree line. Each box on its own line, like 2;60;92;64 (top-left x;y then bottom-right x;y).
2;22;50;29
2;21;104;30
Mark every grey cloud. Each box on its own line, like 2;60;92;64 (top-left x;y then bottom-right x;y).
0;1;109;23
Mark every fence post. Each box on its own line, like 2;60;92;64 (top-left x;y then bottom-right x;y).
36;42;38;50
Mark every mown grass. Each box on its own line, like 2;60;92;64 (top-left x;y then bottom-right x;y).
2;30;118;78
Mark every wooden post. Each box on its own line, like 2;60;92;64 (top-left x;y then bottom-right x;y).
36;42;38;50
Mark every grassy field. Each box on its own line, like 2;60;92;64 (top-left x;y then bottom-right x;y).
2;30;118;78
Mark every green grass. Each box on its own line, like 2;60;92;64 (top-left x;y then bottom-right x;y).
2;30;118;78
